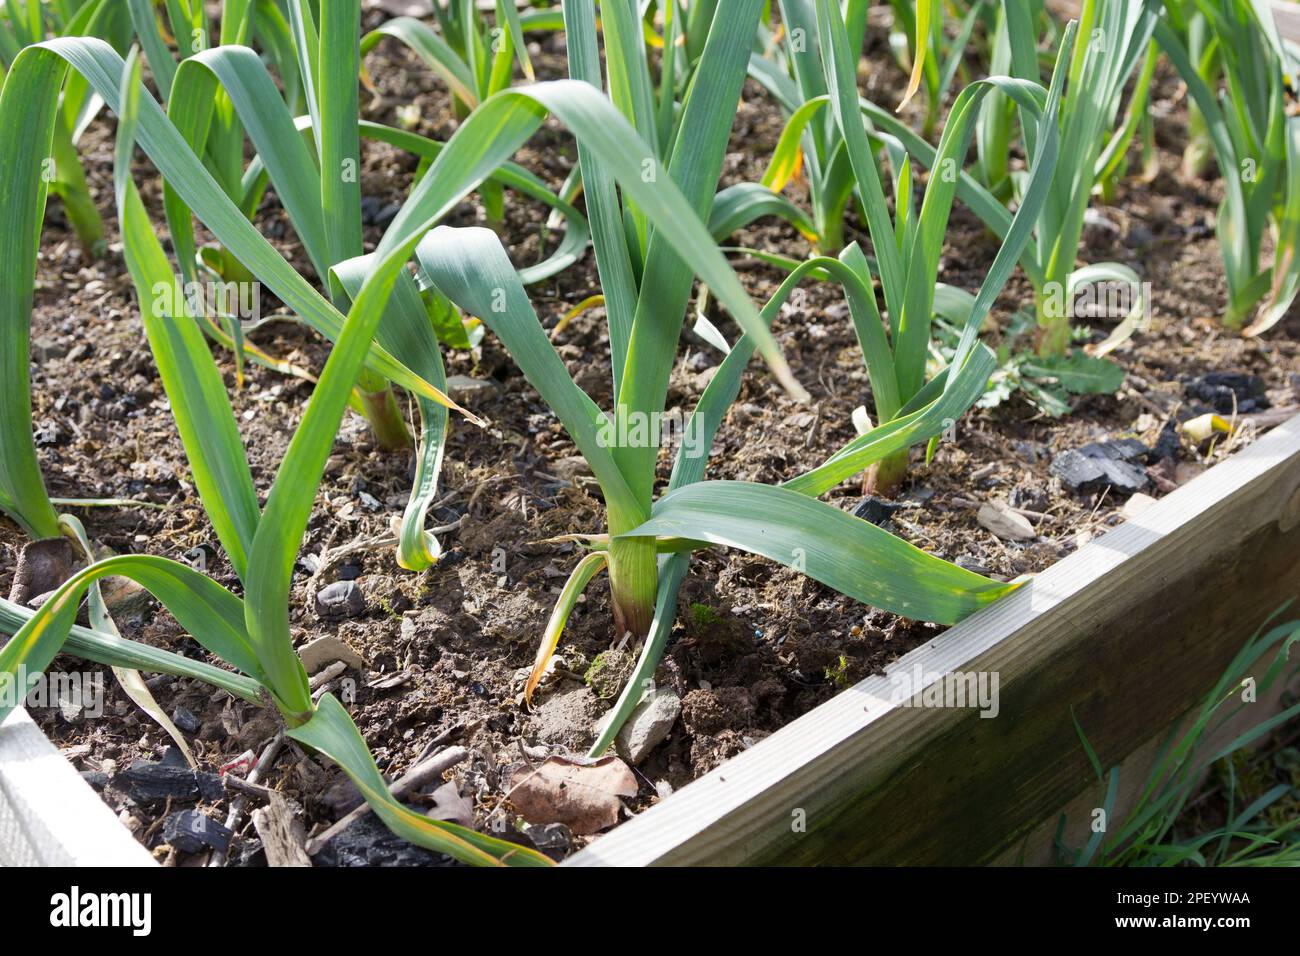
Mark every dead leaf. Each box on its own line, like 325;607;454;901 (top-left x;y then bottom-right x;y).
505;755;637;835
425;781;475;828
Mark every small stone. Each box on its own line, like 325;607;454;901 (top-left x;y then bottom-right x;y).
196;772;224;802
551;455;591;482
80;771;109;790
1121;492;1158;519
100;576;153;619
321;776;365;820
8;536;76;608
31;334;68;361
614;687;682;765
1009;482;1050;513
1012;439;1046;463
977;500;1036;542
1124;223;1154;249
163;809;233;854
1083;208;1120;238
524;822;573;862
58;693;87;724
298;634;367;674
955;555;992;575
26;588;58;611
446;375;498;399
171;706;201;735
314;580;366;619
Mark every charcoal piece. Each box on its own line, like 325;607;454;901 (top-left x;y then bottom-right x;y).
852;496;905;526
163;809;233;854
115;759;200;803
315;806;451;867
1184;372;1269;414
1051;439;1150;495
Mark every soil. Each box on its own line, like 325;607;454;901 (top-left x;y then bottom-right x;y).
3;12;1298;866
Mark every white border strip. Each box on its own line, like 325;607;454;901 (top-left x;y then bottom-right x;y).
0;707;154;866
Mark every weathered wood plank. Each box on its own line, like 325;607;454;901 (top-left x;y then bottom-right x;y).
994;667;1297;865
0;707;155;866
568;413;1300;866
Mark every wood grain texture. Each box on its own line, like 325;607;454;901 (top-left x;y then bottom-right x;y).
568;413;1300;866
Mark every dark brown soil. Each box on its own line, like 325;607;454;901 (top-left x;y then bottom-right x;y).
3;14;1298;866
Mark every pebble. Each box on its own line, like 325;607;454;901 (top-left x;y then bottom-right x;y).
525;822;573;861
1009;482;1050;513
956;555;993;576
314;580;366;619
1121;493;1159;519
1124;223;1155;249
171;706;201;735
58;693;88;724
614;687;682;765
977;500;1037;542
446;374;498;399
298;635;367;674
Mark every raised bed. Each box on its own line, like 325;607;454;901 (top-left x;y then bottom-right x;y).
4;410;1298;866
567;409;1300;866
